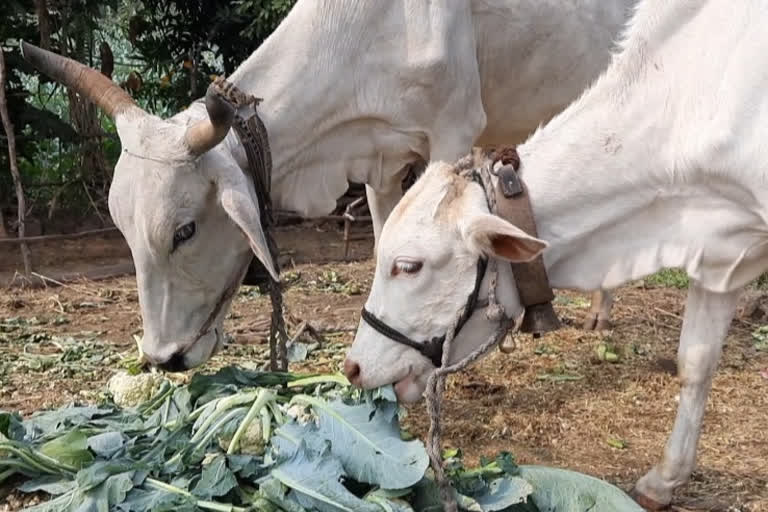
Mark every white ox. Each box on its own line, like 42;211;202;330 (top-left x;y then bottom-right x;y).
22;0;634;371
345;0;768;508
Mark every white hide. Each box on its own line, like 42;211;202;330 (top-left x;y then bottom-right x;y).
228;0;635;218
347;0;768;506
105;0;635;368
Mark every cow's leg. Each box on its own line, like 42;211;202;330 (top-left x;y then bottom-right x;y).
365;181;404;254
582;290;614;330
632;283;740;509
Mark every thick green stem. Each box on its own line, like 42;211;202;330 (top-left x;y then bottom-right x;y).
193;407;246;455
365;494;395;512
144;478;249;512
0;443;75;475
227;389;274;455
289;394;323;408
132;334;144;361
457;465;503;479
192;391;259;444
0;468;16;483
164;407;246;469
267;400;285;426
286;373;350;388
260;407;271;444
161;392;172;425
273;428;299;446
188;399;217;423
138;381;174;415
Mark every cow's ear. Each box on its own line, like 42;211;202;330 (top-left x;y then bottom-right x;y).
218;177;279;282
460;213;547;262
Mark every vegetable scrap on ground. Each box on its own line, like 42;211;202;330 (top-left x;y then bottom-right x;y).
0;365;646;511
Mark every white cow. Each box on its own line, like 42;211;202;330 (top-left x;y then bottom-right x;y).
22;0;634;371
345;0;768;508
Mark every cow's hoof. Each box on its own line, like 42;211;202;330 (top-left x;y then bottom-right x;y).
582;314;598;330
630;488;670;511
595;319;613;331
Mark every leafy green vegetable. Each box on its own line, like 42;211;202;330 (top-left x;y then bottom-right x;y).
473;477;532;511
19;490;80;512
259;477;308;512
87;432;125;459
271;442;380;512
187;367;300;404
366;495;415;512
516;466;644;512
192;454;238;500
117;487;195;512
226;454;265;480
25;405;105;437
290;395;429;489
0;411;25;440
76;471;136;512
39;429;94;469
16;475;76;495
2;366;643;512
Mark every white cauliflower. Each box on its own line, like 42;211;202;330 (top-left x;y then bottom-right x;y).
217;420;265;455
282;403;316;426
107;371;165;408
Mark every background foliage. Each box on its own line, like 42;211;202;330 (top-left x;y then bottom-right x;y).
0;0;296;233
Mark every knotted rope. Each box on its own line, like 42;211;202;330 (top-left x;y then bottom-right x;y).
424;158;513;511
210;77;288;371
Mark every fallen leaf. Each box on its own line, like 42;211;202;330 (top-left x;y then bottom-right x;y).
606;438;627;450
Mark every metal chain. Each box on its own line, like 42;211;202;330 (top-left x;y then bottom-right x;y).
424;161;511;511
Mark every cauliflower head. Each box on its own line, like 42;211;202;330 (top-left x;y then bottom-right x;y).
217;419;265;455
107;371;165;408
283;403;316;426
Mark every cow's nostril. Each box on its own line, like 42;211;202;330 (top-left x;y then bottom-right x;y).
158;352;187;372
343;358;361;385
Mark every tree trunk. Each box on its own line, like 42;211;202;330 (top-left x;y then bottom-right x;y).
0;208;8;238
33;0;51;50
0;48;32;276
60;7;111;219
67;85;110;182
99;42;114;79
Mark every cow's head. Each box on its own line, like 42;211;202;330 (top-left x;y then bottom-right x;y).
22;42;278;371
344;161;547;402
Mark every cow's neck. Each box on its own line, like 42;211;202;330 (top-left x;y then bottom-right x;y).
514;71;754;294
223;3;423;217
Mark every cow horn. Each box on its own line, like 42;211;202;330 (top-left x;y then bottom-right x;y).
21;41;140;119
184;83;235;155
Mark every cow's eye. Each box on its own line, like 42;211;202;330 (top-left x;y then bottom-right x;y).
173;221;196;251
392;258;423;276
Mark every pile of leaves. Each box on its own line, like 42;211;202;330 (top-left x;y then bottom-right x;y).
0;366;644;511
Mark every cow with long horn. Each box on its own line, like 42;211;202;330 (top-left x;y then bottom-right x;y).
21;0;636;371
20;41;276;371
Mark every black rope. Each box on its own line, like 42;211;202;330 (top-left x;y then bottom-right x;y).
223;86;287;371
360;308;446;367
360;257;488;367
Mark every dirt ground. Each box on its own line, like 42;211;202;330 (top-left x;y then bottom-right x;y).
1;222;767;511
